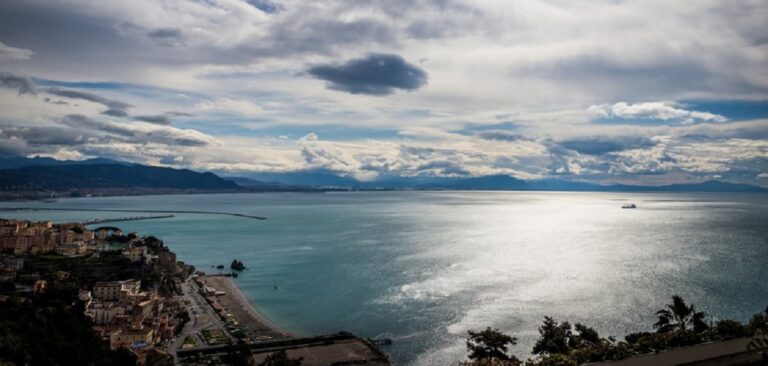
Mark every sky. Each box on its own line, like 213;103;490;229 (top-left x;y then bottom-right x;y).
0;0;767;186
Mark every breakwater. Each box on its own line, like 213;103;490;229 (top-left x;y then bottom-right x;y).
0;207;267;220
83;214;175;225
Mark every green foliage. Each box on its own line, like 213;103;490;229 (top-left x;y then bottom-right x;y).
256;349;303;366
570;323;600;349
713;319;748;339
747;306;768;335
532;317;573;355
466;297;768;366
466;327;519;362
653;295;708;333
461;359;522;366
0;289;136;366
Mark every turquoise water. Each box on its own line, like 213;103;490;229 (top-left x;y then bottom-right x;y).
1;191;767;365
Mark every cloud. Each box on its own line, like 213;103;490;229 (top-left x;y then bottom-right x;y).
46;88;133;116
415;160;471;176
0;72;36;94
758;172;768;179
134;114;172;125
299;132;318;141
477;131;527;142
146;27;185;46
196;97;264;117
558;136;657;155
307;53;428;95
60;114;214;147
0;41;33;61
0;125;88;146
588;102;728;124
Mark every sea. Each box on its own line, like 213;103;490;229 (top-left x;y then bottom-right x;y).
1;191;767;365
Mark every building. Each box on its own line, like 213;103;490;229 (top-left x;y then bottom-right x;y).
55;242;87;257
0;255;24;270
135;299;157;317
122;246;146;263
109;326;154;350
93;281;123;301
0;268;16;282
0;220;21;235
56;270;70;281
96;227;123;241
93;280;143;304
0;234;45;255
33;280;47;294
79;289;93;308
86;302;125;325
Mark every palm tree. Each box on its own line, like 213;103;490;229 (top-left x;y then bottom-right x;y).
654;295;708;333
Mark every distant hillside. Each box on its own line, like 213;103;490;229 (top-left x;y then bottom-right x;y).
238;170;767;193
0;156;128;170
2;157;765;194
0;164;241;191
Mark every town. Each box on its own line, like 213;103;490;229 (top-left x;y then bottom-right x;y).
0;217;391;366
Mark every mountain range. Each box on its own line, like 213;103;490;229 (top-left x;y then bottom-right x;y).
1;156;766;194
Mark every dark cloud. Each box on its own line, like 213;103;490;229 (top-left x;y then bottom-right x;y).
477;131;528;142
134;115;172;125
59;114;210;147
167;111;193;117
307;53;428;95
43;97;69;105
0;125;88;146
558;137;657;155
46;88;133;116
416;160;470;176
146;28;185;46
61;114;135;137
0;72;36;94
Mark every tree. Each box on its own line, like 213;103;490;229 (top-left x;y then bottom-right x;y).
257;350;303;366
571;323;600;348
713;319;748;339
654;295;708;333
466;327;519;361
533;317;573;355
226;340;255;366
0;288;136;366
747;306;768;335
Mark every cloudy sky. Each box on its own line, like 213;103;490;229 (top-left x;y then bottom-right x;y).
0;0;767;185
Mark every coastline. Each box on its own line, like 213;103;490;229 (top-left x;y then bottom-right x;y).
201;274;295;340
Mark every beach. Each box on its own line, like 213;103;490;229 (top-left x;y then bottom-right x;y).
200;275;293;341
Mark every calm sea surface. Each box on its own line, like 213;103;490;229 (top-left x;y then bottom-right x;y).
1;191;767;365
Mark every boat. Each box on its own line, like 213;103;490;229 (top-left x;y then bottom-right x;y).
622;203;637;209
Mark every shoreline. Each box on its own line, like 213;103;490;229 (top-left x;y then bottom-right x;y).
201;274;295;340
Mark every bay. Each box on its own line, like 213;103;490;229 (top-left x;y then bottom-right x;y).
1;191;767;365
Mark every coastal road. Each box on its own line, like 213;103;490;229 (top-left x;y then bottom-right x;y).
167;278;231;361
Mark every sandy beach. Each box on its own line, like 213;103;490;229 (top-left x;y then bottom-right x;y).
202;275;294;341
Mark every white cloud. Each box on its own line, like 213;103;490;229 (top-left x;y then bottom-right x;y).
588;102;728;124
196;97;265;117
0;41;33;61
299;132;318;141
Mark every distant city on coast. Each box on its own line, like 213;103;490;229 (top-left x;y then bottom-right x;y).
1;0;767;365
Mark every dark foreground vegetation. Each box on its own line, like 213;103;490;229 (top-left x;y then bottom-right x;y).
462;295;768;365
0;288;137;366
